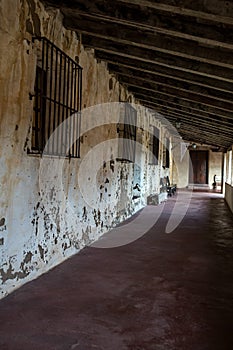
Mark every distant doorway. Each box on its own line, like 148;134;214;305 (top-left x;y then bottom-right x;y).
189;150;209;184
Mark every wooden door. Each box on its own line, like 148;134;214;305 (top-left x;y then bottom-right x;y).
189;151;208;184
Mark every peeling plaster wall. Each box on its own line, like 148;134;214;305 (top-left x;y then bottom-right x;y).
0;0;172;298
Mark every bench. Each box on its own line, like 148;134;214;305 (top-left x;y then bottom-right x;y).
166;176;177;196
147;176;177;206
161;176;177;197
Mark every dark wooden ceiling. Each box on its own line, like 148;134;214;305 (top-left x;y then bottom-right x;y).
43;0;233;151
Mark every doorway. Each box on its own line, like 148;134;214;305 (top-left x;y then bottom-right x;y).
189;150;209;184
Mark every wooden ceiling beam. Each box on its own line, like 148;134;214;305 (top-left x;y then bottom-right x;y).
109;65;233;105
117;0;233;24
152;115;231;146
63;15;233;69
44;0;233;49
95;51;233;94
119;76;233;113
129;87;233;121
175;130;230;148
176;127;231;144
145;107;233;139
143;106;232;148
136;98;233;131
143;106;231;148
82;35;233;82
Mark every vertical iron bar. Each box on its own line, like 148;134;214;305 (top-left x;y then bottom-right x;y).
34;66;39;150
77;110;81;158
57;51;63;155
65;58;70;156
79;68;82;112
77;68;82;157
52;45;58;155
48;42;53;154
44;38;49;153
62;56;67;156
40;38;45;154
70;62;74;157
73;64;77;157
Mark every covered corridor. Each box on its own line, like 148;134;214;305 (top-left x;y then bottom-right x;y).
1;1;233;348
0;191;233;350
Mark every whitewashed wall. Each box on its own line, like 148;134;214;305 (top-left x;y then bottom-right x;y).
224;146;233;213
0;0;173;298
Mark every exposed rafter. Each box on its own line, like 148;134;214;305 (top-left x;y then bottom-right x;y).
108;64;233;104
123;82;233;115
43;0;233;150
82;35;233;82
126;86;233;120
45;0;233;49
95;52;233;94
64;16;233;69
135;97;233;128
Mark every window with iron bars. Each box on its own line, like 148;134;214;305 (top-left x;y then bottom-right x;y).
117;103;137;162
30;37;82;158
163;137;170;168
149;126;160;165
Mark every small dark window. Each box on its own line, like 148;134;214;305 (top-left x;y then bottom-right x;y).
163;137;170;168
30;37;82;158
117;103;137;162
149;126;160;165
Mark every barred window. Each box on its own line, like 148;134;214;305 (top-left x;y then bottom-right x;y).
30;37;82;158
163;137;170;168
117;103;137;162
149;126;160;165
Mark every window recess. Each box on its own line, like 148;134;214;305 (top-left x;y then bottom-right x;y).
117;103;137;163
149;126;160;165
30;37;82;158
163;137;170;168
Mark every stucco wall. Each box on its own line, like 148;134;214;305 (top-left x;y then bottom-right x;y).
224;146;233;213
225;183;233;214
208;150;222;187
0;0;174;298
170;140;190;188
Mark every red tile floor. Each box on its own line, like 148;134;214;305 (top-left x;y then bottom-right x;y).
0;191;233;350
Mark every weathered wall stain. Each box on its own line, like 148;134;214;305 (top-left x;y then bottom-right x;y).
93;209;101;227
0;263;27;283
0;251;33;283
0;0;175;299
38;244;45;260
26;0;41;36
110;159;115;172
82;207;87;221
0;218;5;227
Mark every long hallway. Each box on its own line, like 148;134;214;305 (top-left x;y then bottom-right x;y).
0;192;233;350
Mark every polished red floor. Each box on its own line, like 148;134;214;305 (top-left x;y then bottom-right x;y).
0;191;233;350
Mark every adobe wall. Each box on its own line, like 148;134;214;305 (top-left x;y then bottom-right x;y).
0;0;174;298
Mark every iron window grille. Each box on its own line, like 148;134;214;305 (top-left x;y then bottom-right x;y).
117;103;137;162
30;37;82;158
163;137;170;168
149;126;160;165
